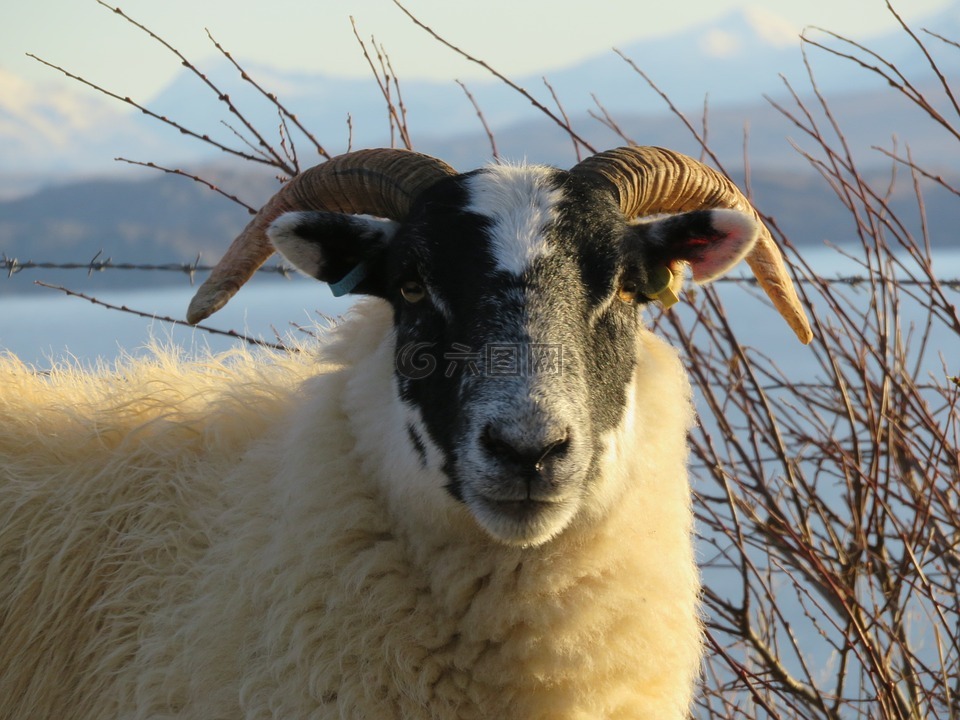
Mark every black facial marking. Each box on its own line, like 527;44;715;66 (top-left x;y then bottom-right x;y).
554;172;626;309
389;175;500;482
552;173;640;436
385;168;644;505
406;423;428;469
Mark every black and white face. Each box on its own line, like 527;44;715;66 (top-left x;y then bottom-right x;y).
269;164;758;546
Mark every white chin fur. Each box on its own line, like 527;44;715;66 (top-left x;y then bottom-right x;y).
465;493;581;547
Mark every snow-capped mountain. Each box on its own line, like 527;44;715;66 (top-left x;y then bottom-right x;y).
0;69;164;175
134;6;840;154
2;2;958;192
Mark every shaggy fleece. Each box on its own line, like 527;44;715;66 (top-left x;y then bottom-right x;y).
0;300;701;720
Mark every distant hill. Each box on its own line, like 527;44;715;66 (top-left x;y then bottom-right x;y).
0;164;277;295
2;151;956;297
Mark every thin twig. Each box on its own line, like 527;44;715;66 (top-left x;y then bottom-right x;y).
542;76;583;162
205;28;330;162
456;80;500;161
113;159;258;214
391;0;595;155
350;18;412;150
95;1;298;175
33;281;292;351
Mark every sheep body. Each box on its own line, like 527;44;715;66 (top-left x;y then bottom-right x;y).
0;299;700;719
0;342;315;719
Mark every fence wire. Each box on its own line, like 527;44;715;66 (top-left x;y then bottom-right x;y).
4;254;960;290
2;254;295;281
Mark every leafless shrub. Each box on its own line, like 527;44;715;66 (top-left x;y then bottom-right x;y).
624;9;959;719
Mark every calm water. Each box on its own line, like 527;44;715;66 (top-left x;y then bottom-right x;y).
2;248;958;373
0;278;355;367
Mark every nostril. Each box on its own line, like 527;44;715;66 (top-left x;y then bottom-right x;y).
537;431;571;469
482;423;572;472
481;423;521;463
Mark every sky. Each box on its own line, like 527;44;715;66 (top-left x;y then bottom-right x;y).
1;0;952;101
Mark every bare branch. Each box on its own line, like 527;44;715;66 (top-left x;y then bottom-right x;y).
456;80;500;161
390;0;595;156
113;158;259;214
205;28;331;162
33;281;292;351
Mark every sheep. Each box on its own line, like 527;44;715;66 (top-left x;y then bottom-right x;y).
0;146;811;720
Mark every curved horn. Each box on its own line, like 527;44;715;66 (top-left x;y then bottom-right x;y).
186;149;457;325
572;146;813;344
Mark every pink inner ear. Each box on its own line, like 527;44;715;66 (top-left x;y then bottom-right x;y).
688;210;759;283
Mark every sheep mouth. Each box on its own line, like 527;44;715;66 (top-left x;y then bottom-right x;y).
479;495;563;521
467;490;580;546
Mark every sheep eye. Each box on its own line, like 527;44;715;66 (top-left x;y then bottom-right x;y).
400;280;427;303
617;278;639;304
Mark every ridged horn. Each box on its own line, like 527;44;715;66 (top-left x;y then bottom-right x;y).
186;148;457;325
572;146;813;344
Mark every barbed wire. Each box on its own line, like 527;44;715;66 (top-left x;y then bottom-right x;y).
4;253;960;290
17;262;960;394
722;275;960;290
2;253;296;282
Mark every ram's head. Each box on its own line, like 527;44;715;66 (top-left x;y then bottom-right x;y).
187;147;811;545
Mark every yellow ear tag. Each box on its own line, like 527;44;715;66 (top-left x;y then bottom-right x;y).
643;266;680;309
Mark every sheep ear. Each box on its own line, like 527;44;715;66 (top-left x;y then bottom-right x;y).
268;211;400;297
628;208;759;284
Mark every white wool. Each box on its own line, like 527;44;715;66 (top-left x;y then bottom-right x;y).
0;301;701;719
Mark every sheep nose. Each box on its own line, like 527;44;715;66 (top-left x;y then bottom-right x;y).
481;422;571;477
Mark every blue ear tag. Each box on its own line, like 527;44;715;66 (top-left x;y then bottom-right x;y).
329;261;369;297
